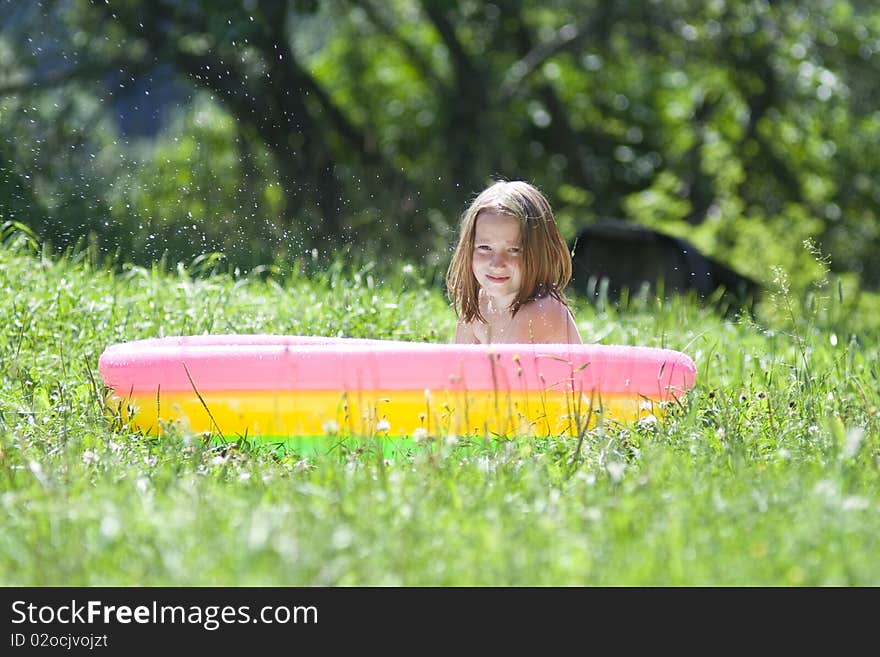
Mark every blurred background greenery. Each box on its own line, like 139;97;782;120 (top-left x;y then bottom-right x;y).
2;0;879;296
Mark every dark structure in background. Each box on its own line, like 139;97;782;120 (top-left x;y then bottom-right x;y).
570;219;760;315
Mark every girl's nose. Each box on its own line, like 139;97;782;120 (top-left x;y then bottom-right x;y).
491;252;506;267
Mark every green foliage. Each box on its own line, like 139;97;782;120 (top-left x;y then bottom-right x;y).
2;238;880;585
107;95;295;266
3;0;880;294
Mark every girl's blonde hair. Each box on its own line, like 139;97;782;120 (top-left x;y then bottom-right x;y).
446;180;572;323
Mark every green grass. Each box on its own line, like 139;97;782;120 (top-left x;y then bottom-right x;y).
1;229;879;585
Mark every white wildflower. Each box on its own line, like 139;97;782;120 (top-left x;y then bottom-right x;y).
843;427;865;458
841;496;869;511
100;515;120;539
606;460;626;483
637;414;658;428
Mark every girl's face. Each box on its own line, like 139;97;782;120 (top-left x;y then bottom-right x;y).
472;211;523;305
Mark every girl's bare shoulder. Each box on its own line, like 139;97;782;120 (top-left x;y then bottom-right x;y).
517;293;568;319
511;295;582;343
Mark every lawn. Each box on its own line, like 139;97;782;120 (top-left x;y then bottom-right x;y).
1;230;878;585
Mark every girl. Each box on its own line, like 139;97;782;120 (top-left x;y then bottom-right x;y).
446;180;582;344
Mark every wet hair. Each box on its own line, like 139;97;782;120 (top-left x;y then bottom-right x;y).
446;180;572;323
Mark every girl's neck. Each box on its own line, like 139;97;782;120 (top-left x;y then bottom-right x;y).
485;291;516;318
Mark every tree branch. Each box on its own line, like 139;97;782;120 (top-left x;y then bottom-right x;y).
353;0;445;91
500;19;592;99
0;56;153;97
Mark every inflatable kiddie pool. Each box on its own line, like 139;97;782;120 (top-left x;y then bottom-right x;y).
98;335;696;446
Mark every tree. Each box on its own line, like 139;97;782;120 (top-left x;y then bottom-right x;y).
2;0;879;291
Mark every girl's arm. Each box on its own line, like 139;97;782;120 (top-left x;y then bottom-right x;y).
454;319;479;344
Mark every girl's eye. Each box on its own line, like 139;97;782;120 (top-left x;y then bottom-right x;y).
476;245;491;252
509;248;521;255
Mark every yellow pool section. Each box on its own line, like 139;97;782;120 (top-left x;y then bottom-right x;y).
107;387;665;442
